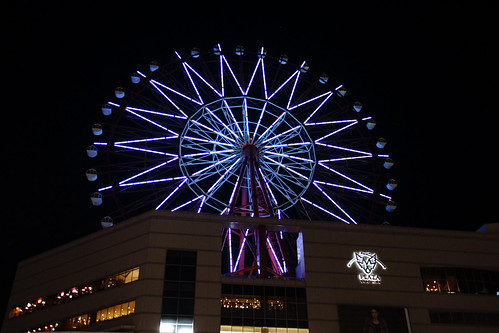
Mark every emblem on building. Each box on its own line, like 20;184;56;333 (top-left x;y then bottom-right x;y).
347;251;387;284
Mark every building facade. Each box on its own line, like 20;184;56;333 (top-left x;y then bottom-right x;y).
3;210;499;333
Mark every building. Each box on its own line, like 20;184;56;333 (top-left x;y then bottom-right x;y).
2;210;499;333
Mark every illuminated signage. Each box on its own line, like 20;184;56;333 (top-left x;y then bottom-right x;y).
347;251;386;284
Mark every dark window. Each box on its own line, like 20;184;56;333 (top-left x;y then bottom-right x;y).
161;251;196;330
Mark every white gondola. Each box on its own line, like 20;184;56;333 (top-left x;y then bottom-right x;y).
101;216;113;228
366;119;376;130
191;47;200;58
114;87;125;99
86;145;98;158
279;54;288;65
86;168;98;181
319;73;329;84
235;45;244;56
130;73;141;84
353;101;363;112
149;60;159;72
101;103;112;116
300;61;309;73
386;200;397;212
336;85;347;96
90;192;102;206
213;44;221;55
91;123;102;136
383;158;394;169
376;138;387;149
386;179;398;191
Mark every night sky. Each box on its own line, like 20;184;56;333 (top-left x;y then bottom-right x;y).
2;2;498;323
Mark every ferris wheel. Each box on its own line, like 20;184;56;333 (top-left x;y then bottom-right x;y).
86;44;397;277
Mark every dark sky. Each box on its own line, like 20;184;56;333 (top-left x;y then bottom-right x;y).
2;2;498;324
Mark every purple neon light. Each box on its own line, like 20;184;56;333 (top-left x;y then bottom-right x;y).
263;155;310;181
182;62;204;104
183;149;234;158
301;91;333;123
155;178;188;210
255;111;286;144
197;195;206;213
289;91;332;111
118;161;168;185
191;119;236;143
219;55;224;96
301;197;351;224
264;151;314;163
191;154;236;177
244;58;262;96
114;136;177;145
221;55;244;95
314;121;359;142
318;162;373;192
171;194;204;212
315;143;371;157
314;179;373;194
149;81;188;118
228;228;234;272
121;176;186;187
243;98;250;139
182;62;222;97
205;106;238;139
114;144;178;157
222;100;244;137
126;107;180;137
260;125;301;145
267;238;284;274
286;71;301;110
150;79;202;105
313;182;357;224
125;106;187;119
305;119;357;126
232;229;250;272
206;159;240;194
268;70;299;100
252;101;267;140
183;135;233;147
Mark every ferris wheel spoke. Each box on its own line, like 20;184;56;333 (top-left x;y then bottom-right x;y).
262;155;311;181
268;70;299;102
252;101;267;139
312;181;358;224
154;177;188;210
191;154;238;178
204;159;240;195
120;176;187;188
314;120;359;142
221;55;245;96
259;125;302;145
254;111;287;144
301;197;352;224
264;151;314;163
117;160;175;186
190;119;236;143
150;79;201;107
222;99;244;138
125;108;179;136
124;106;188;120
205;106;239;139
171;194;205;212
182;62;222;99
318;162;374;192
114;144;178;157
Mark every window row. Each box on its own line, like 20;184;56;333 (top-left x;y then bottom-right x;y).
421;267;499;295
26;300;136;333
9;267;139;319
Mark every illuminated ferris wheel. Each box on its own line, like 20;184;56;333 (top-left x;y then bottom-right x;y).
86;44;397;277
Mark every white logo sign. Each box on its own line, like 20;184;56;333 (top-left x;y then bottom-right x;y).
347;251;386;284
